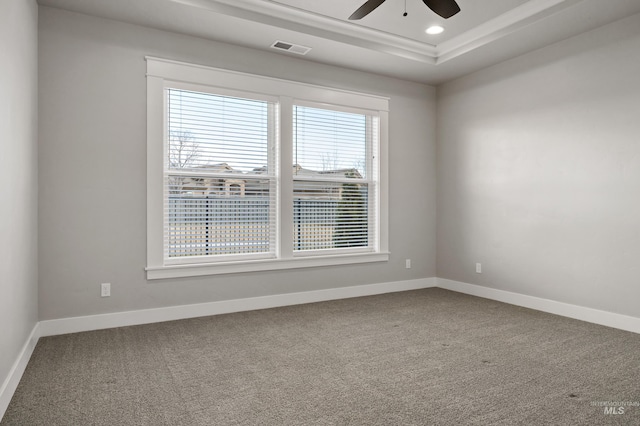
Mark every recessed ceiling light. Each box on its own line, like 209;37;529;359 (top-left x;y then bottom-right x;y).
426;26;444;35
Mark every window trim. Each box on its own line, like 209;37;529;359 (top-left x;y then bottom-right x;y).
146;57;389;279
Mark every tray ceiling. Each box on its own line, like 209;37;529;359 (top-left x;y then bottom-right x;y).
38;0;640;84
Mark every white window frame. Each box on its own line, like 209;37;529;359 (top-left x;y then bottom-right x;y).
146;57;389;279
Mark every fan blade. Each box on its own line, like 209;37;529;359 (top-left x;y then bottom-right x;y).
349;0;386;20
422;0;460;19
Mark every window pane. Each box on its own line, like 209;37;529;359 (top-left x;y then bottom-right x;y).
168;89;271;173
293;105;373;252
165;88;275;258
293;180;369;251
167;178;273;257
293;105;368;178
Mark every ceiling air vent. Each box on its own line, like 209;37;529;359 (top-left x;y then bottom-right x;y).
270;40;312;56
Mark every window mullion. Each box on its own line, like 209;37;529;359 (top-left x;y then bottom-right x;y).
278;97;294;259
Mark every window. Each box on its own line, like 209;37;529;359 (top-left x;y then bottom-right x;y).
146;58;389;279
292;104;376;252
166;88;277;261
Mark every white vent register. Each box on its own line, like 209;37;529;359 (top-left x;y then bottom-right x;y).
270;40;312;55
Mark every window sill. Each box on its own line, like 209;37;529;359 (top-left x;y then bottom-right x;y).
146;252;390;280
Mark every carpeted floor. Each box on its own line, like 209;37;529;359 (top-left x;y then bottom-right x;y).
2;288;639;425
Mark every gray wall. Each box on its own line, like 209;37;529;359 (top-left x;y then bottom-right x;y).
38;7;437;320
437;13;640;318
0;0;39;386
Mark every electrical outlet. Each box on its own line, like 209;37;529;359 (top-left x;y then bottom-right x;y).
101;283;111;297
475;263;482;274
405;259;411;269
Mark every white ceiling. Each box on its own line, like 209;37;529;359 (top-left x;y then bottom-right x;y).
38;0;640;85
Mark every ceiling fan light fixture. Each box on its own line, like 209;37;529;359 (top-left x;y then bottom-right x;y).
426;25;444;35
350;0;460;20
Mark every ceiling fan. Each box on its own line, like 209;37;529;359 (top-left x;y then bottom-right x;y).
349;0;460;20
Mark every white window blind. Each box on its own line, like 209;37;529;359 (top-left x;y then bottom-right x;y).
165;88;277;261
293;104;378;253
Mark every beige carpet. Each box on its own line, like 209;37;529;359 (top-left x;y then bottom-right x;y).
3;288;639;425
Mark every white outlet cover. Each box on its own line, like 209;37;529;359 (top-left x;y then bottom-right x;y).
101;283;111;297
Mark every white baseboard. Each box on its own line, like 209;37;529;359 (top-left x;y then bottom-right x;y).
437;278;640;335
39;278;437;337
0;323;41;421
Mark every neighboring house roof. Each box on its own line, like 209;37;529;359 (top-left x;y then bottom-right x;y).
318;167;362;179
191;162;244;174
177;163;363;197
183;162;362;179
254;164;362;179
293;164;362;179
